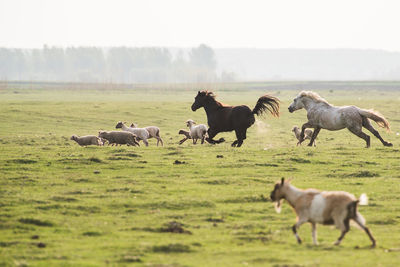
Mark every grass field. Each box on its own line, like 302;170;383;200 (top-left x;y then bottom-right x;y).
1;83;400;266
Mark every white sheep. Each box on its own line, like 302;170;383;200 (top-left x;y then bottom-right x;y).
115;122;150;146
98;131;140;147
70;135;102;146
186;119;207;144
292;126;315;146
130;123;163;146
270;178;376;247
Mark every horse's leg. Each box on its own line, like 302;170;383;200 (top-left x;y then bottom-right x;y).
300;122;313;144
206;128;224;144
231;129;241;147
347;126;370;148
307;127;321;147
362;117;393;147
236;128;247;147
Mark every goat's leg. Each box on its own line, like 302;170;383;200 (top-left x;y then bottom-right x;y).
353;214;376;248
311;223;318;245
292;219;307;244
300;122;313;144
308;127;321;147
334;217;350;246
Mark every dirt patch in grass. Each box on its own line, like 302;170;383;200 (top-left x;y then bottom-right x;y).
345;171;380;178
51;196;78;202
159;221;192;234
289;158;311;163
113;153;140;158
83;231;102;236
151;243;192;253
255;163;279;167
7;159;38;164
19;218;54;227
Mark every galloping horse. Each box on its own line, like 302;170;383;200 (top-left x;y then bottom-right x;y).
191;91;280;147
288;91;393;147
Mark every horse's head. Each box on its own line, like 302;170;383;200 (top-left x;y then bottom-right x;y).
191;91;210;111
288;93;305;113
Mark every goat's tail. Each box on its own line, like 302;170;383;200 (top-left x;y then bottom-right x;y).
358;108;390;131
359;193;368;206
252;95;280;117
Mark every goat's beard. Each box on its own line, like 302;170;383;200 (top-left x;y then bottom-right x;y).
274;199;283;213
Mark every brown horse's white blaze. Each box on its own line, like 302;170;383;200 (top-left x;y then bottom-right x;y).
288;91;392;147
270;178;376;247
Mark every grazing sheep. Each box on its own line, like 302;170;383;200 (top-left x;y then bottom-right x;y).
292;126;315;146
115;122;149;146
178;129;191;145
70;135;102;146
130;123;163;146
270;178;376;247
186;119;207;144
98;131;139;147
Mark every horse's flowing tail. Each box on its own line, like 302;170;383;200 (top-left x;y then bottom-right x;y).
358;109;390;131
252;95;280;117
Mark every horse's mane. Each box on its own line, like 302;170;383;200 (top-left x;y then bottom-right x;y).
199;90;228;107
299;91;330;105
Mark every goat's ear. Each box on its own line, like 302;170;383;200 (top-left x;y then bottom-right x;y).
281;177;285;185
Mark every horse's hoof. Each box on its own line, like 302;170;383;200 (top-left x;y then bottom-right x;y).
385;142;393;147
218;138;225;143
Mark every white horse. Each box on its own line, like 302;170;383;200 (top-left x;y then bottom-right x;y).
288;91;392;148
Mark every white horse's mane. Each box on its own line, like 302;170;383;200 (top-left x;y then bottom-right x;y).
299;91;330;105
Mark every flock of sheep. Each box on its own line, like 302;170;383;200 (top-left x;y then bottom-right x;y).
71;120;305;147
70;119;212;147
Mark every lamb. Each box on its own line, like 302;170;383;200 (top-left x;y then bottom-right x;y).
70;135;102;146
270;178;376;247
292;126;315;146
115;122;149;146
130;123;163;146
186;119;207;144
178;129;192;145
98;131;140;147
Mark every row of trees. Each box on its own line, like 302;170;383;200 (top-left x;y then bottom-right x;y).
0;44;232;83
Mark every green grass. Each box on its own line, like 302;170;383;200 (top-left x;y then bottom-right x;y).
1;84;400;266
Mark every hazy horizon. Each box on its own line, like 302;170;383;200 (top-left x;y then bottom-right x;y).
1;0;400;51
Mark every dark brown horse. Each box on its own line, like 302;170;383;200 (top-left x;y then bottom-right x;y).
191;91;280;147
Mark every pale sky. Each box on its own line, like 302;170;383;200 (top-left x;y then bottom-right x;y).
1;0;400;51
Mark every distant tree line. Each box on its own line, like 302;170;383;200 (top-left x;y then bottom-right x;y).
0;44;235;83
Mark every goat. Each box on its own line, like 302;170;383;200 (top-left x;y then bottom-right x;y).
292;126;315;146
130;123;163;146
270;178;376;247
186;119;207;144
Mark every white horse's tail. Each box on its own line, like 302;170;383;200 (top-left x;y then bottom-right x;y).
358;109;390;131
